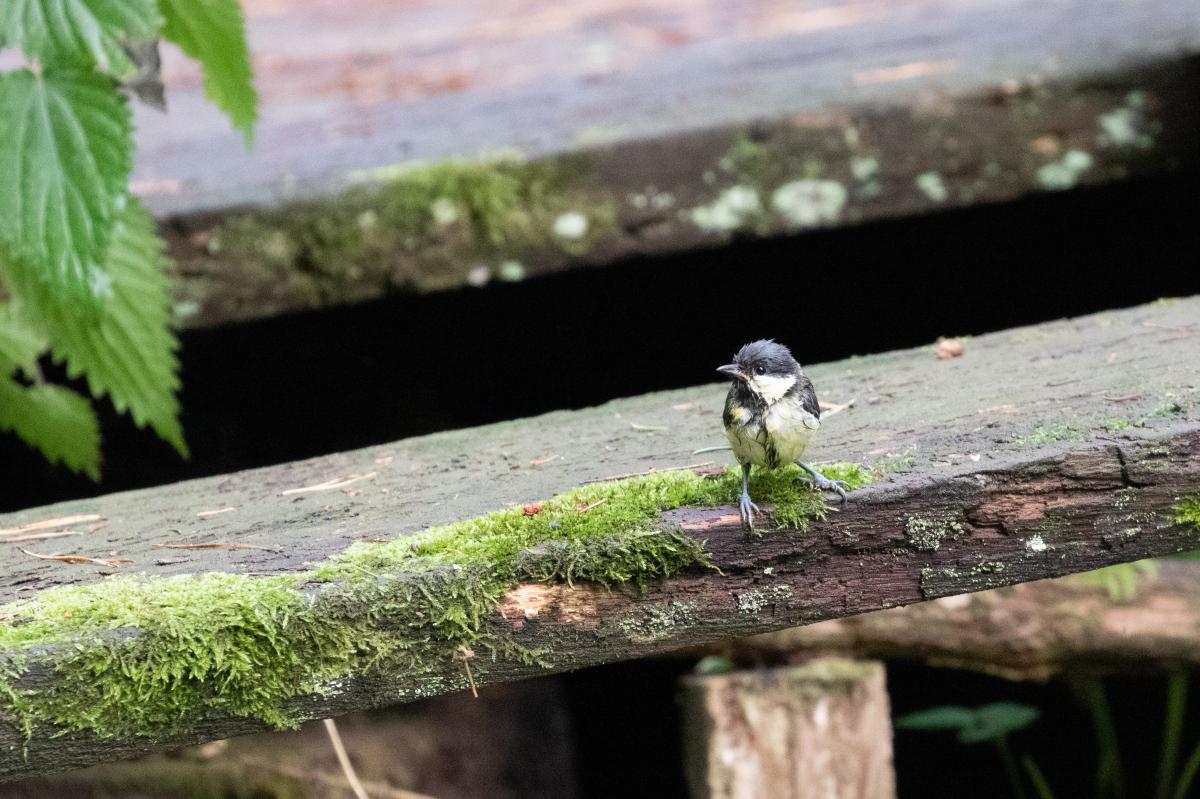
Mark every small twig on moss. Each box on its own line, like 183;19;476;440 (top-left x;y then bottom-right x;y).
692;445;731;455
457;645;479;699
20;549;132;567
322;718;370;799
196;507;237;518
530;453;560;466
630;422;668;432
575;498;609;514
583;462;715;484
154;542;279;552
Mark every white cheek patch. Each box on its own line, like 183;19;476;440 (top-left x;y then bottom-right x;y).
749;373;796;404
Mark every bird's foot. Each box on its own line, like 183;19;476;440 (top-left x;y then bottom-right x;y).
800;471;848;503
739;491;761;530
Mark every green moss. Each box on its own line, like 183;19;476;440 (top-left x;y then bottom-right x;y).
1015;424;1079;446
872;450;916;475
1174;496;1200;529
0;463;873;742
1101;419;1136;432
202;156;608;299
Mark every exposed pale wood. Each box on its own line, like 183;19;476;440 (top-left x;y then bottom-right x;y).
1;297;1199;778
704;561;1200;681
681;659;896;799
123;0;1200;328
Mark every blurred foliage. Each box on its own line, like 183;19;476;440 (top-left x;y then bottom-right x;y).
0;0;257;476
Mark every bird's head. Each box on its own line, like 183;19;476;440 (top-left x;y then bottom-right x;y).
717;339;801;403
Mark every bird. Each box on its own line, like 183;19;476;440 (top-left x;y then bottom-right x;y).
718;339;847;529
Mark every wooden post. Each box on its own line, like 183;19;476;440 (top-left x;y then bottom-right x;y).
681;659;896;799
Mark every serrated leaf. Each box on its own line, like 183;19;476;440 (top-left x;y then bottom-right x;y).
0;0;162;78
0;68;134;299
0;378;101;479
0;301;48;377
14;200;188;456
158;0;256;144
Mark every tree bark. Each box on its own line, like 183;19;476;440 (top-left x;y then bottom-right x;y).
702;561;1200;682
681;659;895;799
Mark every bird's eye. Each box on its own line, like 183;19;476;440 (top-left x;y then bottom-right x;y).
754;365;766;375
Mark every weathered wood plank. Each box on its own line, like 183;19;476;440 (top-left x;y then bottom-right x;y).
0;297;1198;778
125;0;1200;328
707;561;1200;681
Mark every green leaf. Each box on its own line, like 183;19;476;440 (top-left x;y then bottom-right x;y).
15;200;188;456
896;703;1040;744
0;378;101;479
0;301;48;378
895;706;977;732
0;68;134;299
1068;560;1159;603
957;703;1040;743
158;0;256;144
0;0;162;77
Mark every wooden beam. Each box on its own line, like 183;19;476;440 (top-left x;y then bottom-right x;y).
705;561;1200;682
1;297;1198;778
681;660;896;799
133;0;1200;328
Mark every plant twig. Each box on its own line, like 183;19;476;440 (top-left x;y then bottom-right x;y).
154;542;278;552
280;473;377;496
0;514;104;536
582;462;715;484
457;645;478;698
2;531;80;543
20;550;132;568
322;718;370;799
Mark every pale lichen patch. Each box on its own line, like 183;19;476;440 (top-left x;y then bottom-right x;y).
1037;149;1094;191
690;185;762;232
915;171;949;203
552;211;589;240
770;179;848;227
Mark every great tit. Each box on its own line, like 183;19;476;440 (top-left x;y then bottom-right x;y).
719;339;847;529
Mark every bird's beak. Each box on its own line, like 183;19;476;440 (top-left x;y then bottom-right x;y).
717;364;749;383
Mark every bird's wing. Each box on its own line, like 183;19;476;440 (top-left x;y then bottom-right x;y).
795;375;821;429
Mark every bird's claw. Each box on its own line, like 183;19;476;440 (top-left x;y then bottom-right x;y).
801;474;849;503
739;492;760;530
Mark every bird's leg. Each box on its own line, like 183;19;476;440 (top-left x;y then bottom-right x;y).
738;462;760;529
798;462;848;503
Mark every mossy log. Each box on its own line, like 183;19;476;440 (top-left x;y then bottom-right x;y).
11;682;572;799
141;0;1200;328
1;297;1199;778
703;560;1200;682
680;659;895;799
